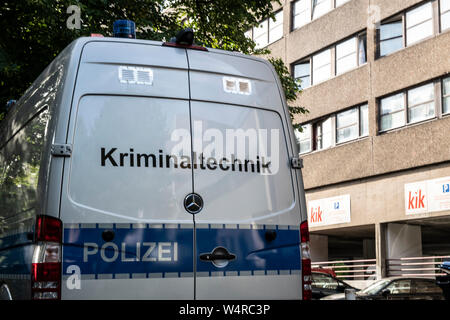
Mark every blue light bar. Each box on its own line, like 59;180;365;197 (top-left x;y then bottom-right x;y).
113;20;136;39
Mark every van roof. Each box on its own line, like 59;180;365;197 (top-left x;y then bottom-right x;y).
75;36;268;63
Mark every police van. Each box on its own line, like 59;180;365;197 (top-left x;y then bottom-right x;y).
0;23;311;300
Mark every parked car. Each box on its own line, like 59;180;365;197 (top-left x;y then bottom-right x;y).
436;261;450;300
311;268;357;299
321;277;445;300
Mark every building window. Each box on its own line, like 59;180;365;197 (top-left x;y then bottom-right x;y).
380;82;437;131
296;124;312;154
269;11;284;43
336;34;366;75
442;77;450;114
313;49;332;84
407;83;435;124
253;19;268;49
294;60;311;89
312;0;332;20
406;2;434;46
379;19;403;57
336;104;369;144
314;117;333;150
441;0;450;31
293;0;312;29
252;11;283;49
380;93;406;131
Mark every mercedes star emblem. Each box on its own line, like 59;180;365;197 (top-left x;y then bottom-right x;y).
184;193;203;214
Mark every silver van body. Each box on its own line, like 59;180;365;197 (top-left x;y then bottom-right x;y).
0;37;308;300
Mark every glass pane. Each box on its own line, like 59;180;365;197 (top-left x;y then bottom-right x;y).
294;62;310;79
444;77;450;95
380;21;403;41
408;83;434;106
408;101;435;123
313;49;331;67
300;141;311;154
296;124;312;154
337;125;358;143
381;93;405;115
406;2;433;27
386;280;411;295
381;111;405;131
380;37;403;56
294;0;311;29
337;108;358;129
443;96;450;114
336;53;357;75
322;118;332;149
299;76;311;89
269;11;283;43
294;0;310;13
313;64;332;83
312;0;332;20
442;11;450;32
359;34;367;64
360;104;369;136
253;20;268;48
407;20;433;46
313;49;332;84
414;280;443;294
336;38;356;59
442;0;450;12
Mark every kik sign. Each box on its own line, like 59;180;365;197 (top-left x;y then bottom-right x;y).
307;195;351;227
404;176;450;215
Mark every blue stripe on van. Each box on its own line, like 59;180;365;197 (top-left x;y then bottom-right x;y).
62;224;301;278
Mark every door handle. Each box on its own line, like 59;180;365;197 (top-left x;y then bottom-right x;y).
199;247;236;267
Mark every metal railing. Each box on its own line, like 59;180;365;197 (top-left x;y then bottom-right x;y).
387;255;450;277
312;259;377;280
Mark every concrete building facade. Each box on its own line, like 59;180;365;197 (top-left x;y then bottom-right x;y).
247;0;450;284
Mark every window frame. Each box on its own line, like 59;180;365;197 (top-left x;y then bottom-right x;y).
378;17;404;58
376;1;446;59
405;1;434;46
442;76;450;115
379;81;440;133
336;104;369;144
296;102;369;155
297;124;313;155
293;59;312;90
252;9;284;49
291;0;350;31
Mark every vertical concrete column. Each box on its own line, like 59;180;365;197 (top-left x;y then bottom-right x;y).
375;223;386;279
310;234;328;262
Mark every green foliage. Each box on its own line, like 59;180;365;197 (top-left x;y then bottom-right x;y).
0;0;307;126
268;57;308;130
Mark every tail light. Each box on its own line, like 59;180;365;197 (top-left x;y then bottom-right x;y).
31;215;62;300
300;220;312;300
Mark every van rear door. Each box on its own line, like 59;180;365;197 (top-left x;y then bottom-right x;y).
59;42;195;299
187;50;302;299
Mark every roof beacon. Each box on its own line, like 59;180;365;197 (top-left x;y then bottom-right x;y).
113;20;136;39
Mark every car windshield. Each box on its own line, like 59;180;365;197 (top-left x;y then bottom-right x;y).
359;279;391;295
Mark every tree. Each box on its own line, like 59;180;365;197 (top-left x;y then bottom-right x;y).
0;0;306;125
